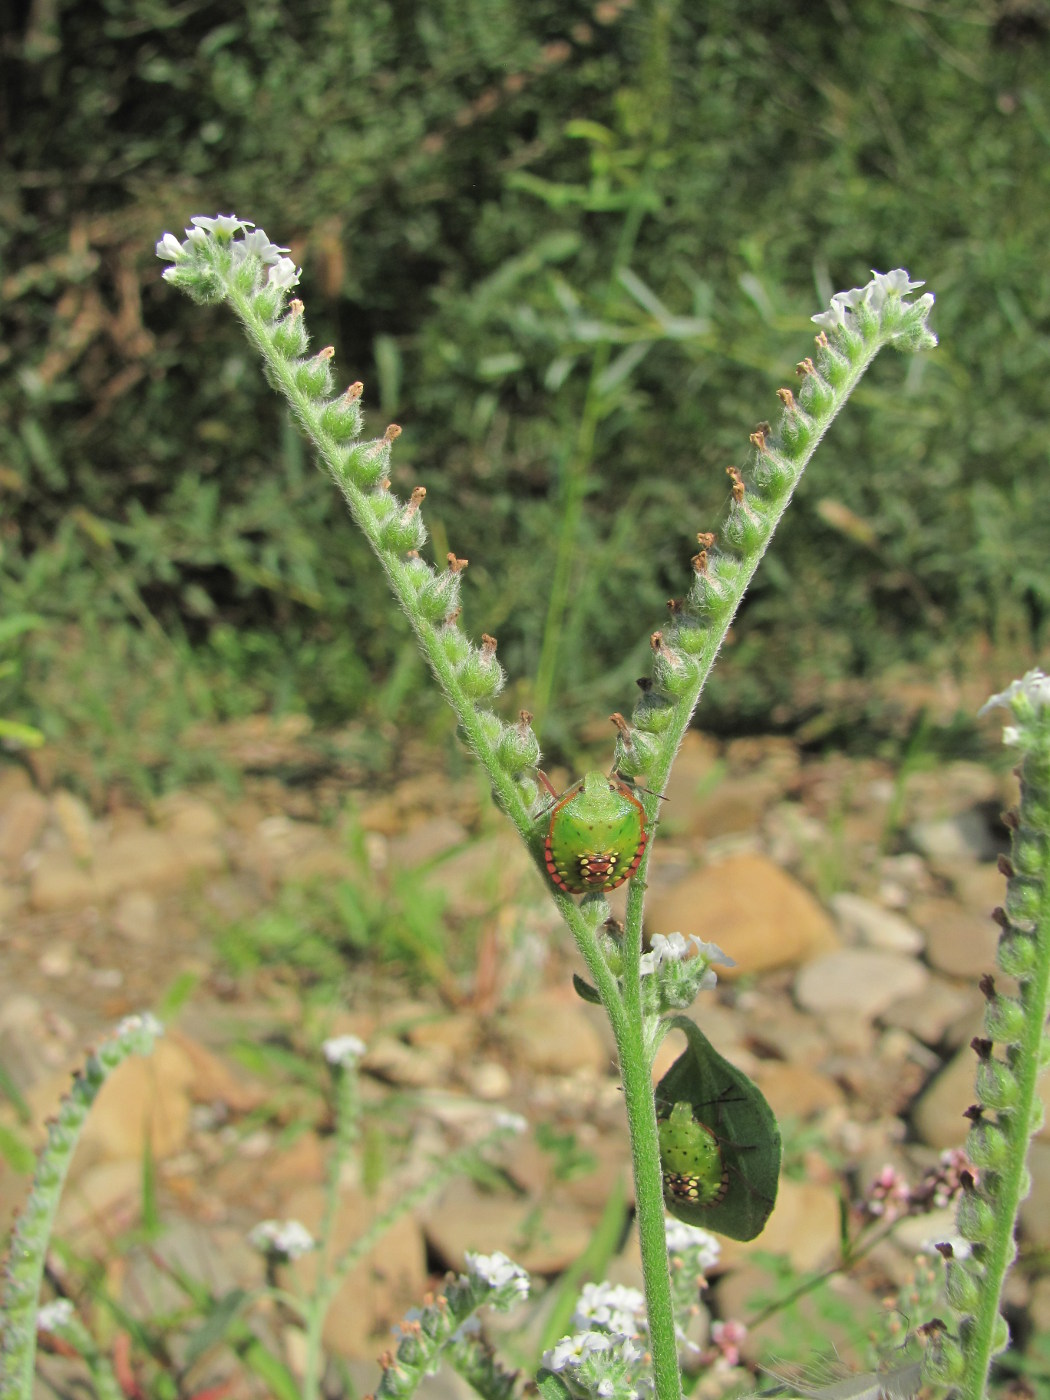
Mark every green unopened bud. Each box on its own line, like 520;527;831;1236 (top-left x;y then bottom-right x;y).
415;568;462;624
669;618;708;656
633;695;675;734
1012;831;1048;876
922;1330;965;1386
294;348;335;398
251;283;282;320
976;1056;1020;1111
944;1259;980;1314
496;712;540;773
475;709;503;747
721;503;767;554
1005;878;1040;925
817;341;851;390
320;385;364;441
797;367;835;417
957;1190;995;1243
456;635;504;702
998;930;1037;978
984;995;1026;1047
232;255;262;295
380;488;428;554
966;1119;1009;1171
440;625;471;667
347;427;399;488
650;633;696;698
273;303;310;357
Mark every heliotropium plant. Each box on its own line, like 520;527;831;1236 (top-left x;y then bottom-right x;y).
152;216;942;1400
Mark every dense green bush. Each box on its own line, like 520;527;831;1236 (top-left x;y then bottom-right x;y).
2;0;1047;782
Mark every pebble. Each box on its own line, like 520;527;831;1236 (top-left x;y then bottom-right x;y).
500;993;610;1078
646;852;838;978
908;810;1001;863
910;896;1000;979
0;789;49;868
51;790;96;861
828;892;924;954
794;948;928;1020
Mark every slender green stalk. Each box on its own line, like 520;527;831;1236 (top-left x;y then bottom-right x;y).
158;224;938;1400
0;1015;162;1400
925;672;1050;1397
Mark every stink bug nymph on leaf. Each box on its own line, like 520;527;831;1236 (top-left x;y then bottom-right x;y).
658;1100;729;1209
539;770;649;895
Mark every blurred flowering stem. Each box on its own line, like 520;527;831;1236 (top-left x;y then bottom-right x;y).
927;672;1050;1399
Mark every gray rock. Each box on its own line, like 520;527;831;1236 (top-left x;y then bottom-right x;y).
829;892;924;954
794;949;928;1020
908;810;1001;863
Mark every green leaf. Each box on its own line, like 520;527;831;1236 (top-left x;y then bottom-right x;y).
655;1015;780;1241
571;972;601;1005
182;1288;252;1366
536;1368;573;1400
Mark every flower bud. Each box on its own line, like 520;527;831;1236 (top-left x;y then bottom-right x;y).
956;1190;995;1243
456;637;504;702
997;930;1037;978
984;995;1026;1047
320;389;363;443
496;713;540;773
294;351;335;399
976;1057;1020;1111
944;1259;980;1314
273;307;310;358
922;1330;965;1386
966;1119;1009;1171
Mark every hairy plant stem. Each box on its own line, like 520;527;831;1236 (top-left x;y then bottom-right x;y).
225;282;535;843
962;809;1050;1398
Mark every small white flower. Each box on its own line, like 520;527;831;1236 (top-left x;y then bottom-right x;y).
155;232;185;262
980;669;1050;716
664;1218;721;1269
573;1281;646;1337
37;1299;75;1332
596;1381;614;1397
812;269;926;331
248;1218;315;1259
543;1331;614;1371
268;256;301;290
323;1034;366;1066
190;214;254;237
493;1110;528;1134
465;1250;530;1297
117;1011;163;1039
640;933;733;977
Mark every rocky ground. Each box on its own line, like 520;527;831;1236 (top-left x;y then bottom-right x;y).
1;716;1046;1398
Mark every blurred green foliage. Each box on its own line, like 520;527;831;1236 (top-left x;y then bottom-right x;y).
2;0;1047;783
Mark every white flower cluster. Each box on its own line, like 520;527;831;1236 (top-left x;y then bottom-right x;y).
464;1250;530;1306
322;1034;367;1067
639;933;732;979
248;1218;316;1260
572;1281;647;1338
811;269;930;333
663;1218;721;1270
116;1011;164;1040
36;1299;75;1333
543;1331;648;1400
155;215;300;291
492;1111;528;1135
980;669;1050;745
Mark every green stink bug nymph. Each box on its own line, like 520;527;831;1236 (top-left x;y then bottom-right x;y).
540;770;648;895
658;1100;729;1209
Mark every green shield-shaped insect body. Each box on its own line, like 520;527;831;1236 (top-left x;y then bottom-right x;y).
542;771;648;895
658;1100;728;1209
